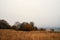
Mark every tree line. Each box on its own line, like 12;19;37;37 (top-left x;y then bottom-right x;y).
0;19;54;31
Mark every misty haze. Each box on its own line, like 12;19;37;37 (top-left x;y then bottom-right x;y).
0;0;60;40
0;0;60;28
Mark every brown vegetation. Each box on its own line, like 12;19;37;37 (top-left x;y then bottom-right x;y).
0;19;60;40
0;29;60;40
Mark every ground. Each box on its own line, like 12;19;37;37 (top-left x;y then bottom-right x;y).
0;29;60;40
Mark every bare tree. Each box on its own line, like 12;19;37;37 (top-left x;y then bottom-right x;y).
30;22;34;27
12;22;21;30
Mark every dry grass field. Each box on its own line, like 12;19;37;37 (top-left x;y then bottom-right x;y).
0;29;60;40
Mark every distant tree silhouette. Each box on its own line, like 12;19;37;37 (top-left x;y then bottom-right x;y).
0;19;38;31
39;28;46;31
19;22;34;31
33;26;38;31
11;22;21;30
11;25;16;29
50;29;54;32
19;22;26;30
0;20;11;29
30;22;34;27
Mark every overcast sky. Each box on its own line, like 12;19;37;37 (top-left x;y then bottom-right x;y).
0;0;60;28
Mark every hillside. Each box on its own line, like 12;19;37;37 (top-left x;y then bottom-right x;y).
0;29;60;40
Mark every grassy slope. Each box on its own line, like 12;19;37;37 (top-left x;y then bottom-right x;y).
0;29;60;40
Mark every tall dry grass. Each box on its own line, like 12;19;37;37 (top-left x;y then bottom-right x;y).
0;29;60;40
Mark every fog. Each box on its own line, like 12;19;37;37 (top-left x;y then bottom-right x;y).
0;0;60;28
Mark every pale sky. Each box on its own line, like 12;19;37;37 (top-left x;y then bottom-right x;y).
0;0;60;28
